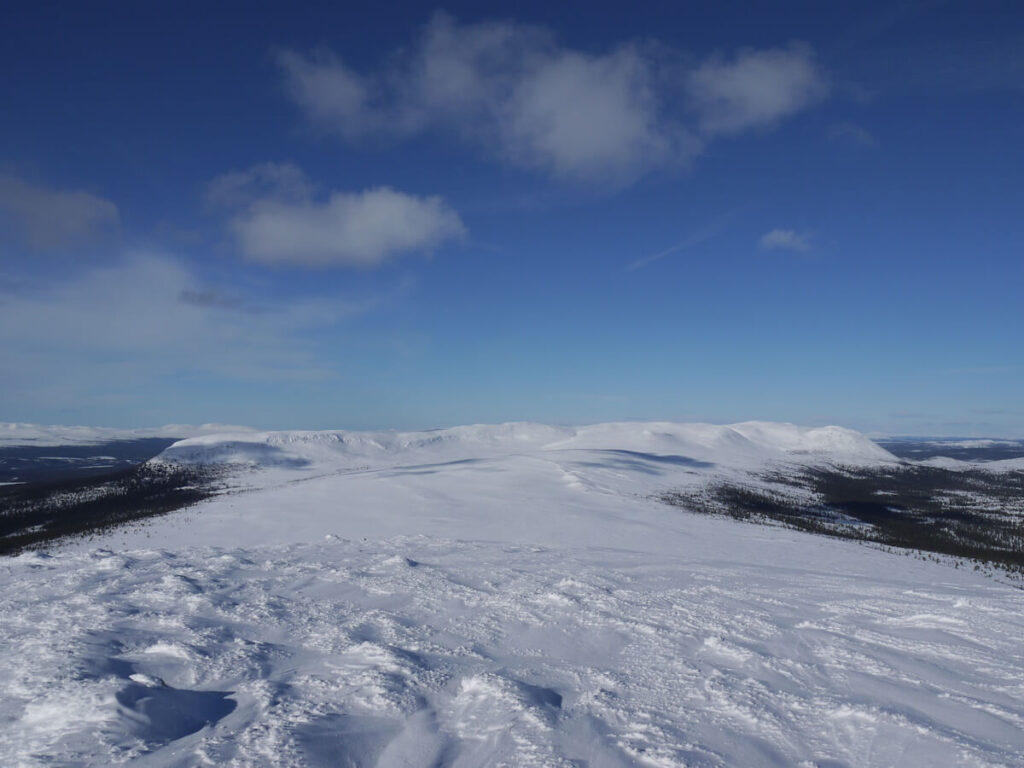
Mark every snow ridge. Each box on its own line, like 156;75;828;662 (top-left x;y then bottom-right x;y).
153;420;895;470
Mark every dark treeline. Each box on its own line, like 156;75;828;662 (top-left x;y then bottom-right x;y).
0;463;223;555
662;464;1024;576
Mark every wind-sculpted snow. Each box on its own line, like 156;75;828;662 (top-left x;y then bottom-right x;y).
3;536;1023;766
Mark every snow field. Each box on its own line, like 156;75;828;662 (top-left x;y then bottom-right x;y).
2;421;1023;766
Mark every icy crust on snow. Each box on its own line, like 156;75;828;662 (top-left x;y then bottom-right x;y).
0;422;256;447
153;420;897;470
3;535;1024;767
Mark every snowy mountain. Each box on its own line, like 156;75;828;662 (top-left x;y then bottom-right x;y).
154;420;896;471
2;421;1023;767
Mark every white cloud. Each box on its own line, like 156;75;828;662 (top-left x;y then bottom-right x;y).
0;174;119;251
278;50;377;140
687;45;829;136
231;188;464;267
499;46;694;181
278;13;825;184
759;228;811;252
208;164;465;267
237;189;461;268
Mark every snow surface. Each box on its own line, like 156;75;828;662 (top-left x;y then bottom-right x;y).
3;421;1024;767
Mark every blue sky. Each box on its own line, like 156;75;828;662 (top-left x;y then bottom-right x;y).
1;1;1021;435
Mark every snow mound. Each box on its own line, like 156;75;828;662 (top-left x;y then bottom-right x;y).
153;420;895;471
731;421;896;460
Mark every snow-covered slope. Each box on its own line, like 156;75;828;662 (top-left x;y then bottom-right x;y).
155;420;896;471
4;421;1023;767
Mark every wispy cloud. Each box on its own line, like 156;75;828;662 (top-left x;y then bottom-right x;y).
828;120;876;147
278;12;828;185
759;228;811;252
205;162;315;209
0;252;380;390
178;288;253;312
627;212;735;272
209;164;465;267
0;174;119;251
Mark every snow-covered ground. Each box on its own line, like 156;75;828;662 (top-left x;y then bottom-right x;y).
3;422;1023;767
